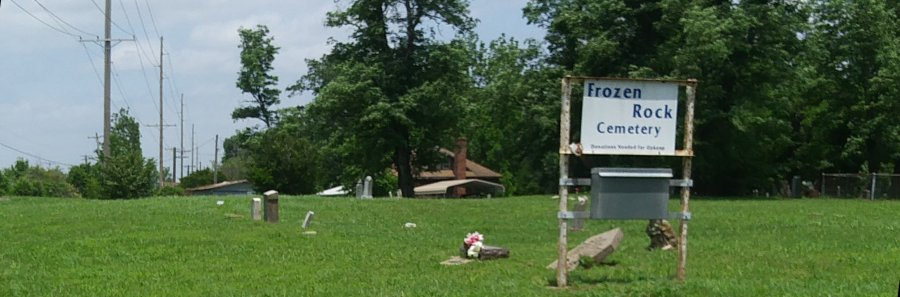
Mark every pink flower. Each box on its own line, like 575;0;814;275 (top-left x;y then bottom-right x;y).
464;232;484;245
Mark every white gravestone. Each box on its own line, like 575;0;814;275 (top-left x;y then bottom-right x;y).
250;198;262;221
302;211;315;229
362;176;373;199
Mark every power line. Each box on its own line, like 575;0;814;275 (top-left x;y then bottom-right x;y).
164;52;182;115
109;64;161;146
110;63;139;117
32;0;99;38
142;0;161;40
132;0;159;65
9;0;80;38
80;42;105;89
117;0;156;67
0;139;76;167
88;0;132;35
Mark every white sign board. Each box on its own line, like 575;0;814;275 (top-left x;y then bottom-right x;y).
580;79;679;155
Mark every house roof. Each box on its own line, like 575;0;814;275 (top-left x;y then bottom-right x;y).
186;179;250;192
416;148;501;180
414;179;505;196
317;185;349;196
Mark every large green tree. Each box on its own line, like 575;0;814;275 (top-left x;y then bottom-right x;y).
464;36;563;194
96;109;158;199
291;0;476;197
235;25;281;128
797;0;900;175
525;0;811;195
243;107;322;194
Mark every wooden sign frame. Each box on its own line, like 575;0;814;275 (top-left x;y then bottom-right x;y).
556;76;697;287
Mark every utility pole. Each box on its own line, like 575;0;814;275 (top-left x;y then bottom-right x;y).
179;94;185;180
144;37;174;187
190;124;195;175
102;0;112;157
88;133;101;152
213;134;219;183
172;147;177;183
158;36;164;188
80;0;132;158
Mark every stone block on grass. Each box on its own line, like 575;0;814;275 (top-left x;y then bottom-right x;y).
547;227;623;271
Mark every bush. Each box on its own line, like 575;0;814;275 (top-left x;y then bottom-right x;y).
155;185;185;196
3;160;79;198
179;169;219;189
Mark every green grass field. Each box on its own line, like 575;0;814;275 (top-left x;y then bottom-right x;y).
0;195;897;296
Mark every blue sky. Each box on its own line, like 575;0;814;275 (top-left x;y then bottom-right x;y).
0;0;544;173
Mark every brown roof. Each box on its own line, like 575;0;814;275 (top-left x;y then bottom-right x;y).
415;149;501;180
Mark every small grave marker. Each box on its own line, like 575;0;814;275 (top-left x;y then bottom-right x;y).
263;190;279;223
302;211;315;229
362;176;373;199
250;198;262;221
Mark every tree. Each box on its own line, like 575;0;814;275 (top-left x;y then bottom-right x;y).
291;0;476;197
235;25;281;128
68;162;102;198
798;0;900;175
525;0;812;195
464;36;563;194
243;107;322;194
96;109;158;199
0;167;6;195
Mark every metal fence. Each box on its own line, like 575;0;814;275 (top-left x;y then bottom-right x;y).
821;173;900;199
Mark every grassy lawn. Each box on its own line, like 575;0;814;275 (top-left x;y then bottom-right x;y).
0;195;897;296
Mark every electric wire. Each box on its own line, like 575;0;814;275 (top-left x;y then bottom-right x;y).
80;42;105;89
132;0;159;65
32;0;99;38
0;140;76;168
9;0;80;38
142;0;161;41
88;0;133;36
117;0;158;67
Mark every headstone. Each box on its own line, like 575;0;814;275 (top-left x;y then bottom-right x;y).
547;228;623;271
362;176;373;199
263;190;279;223
250;198;262;221
302;211;315;229
459;244;509;260
355;180;363;198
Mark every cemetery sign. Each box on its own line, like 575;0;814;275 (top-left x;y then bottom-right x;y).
579;79;679;155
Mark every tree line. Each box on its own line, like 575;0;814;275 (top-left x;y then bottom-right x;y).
5;0;896;199
224;0;899;197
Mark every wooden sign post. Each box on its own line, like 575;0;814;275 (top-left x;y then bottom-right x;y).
556;76;697;287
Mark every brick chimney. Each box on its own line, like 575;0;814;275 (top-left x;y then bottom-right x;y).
453;137;467;197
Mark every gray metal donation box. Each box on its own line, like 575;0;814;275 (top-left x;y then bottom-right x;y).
590;167;673;220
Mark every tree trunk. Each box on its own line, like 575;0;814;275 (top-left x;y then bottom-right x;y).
396;144;415;197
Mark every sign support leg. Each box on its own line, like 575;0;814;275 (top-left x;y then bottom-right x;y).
677;82;697;281
557;77;573;288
